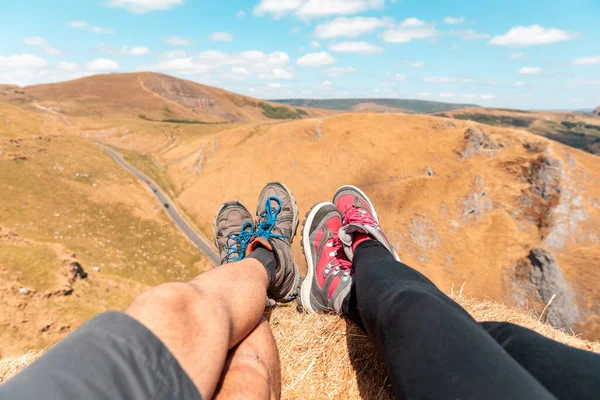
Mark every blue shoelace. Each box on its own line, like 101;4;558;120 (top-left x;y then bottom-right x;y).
224;196;288;263
255;196;289;240
224;221;255;263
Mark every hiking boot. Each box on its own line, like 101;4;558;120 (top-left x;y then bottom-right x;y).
213;201;255;265
333;185;401;261
251;182;301;303
300;202;353;314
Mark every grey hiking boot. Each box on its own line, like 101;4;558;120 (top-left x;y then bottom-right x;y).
333;185;401;262
250;182;301;303
213;201;255;265
300;202;353;314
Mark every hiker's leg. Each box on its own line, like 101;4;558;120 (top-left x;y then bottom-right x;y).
215;317;281;400
1;257;271;400
481;321;600;399
345;240;555;399
125;257;270;399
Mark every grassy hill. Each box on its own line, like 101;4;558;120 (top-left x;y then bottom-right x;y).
272;98;476;114
3;73;332;123
438;107;600;156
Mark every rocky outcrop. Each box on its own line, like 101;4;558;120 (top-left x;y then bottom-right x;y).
459;128;500;159
462;176;493;218
512;248;581;330
594;106;600;116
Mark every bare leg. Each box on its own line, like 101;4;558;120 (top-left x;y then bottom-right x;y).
126;258;269;400
214;317;281;400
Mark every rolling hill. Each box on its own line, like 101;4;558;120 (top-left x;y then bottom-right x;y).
272;98;477;114
437;107;600;156
2;72;334;123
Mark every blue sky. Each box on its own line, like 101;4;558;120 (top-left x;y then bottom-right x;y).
1;0;599;109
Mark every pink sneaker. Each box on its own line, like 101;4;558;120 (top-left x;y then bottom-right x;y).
299;202;353;314
333;185;401;262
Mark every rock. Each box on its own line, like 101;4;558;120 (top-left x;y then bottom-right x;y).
523;141;547;154
528;155;562;201
424;167;435;176
528;248;581;329
69;261;88;280
446;120;457;128
19;287;29;295
459;128;499;160
594;106;600;116
93;266;100;272
462;176;493;218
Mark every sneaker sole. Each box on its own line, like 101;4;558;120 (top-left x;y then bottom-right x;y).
299;202;332;313
333;185;379;222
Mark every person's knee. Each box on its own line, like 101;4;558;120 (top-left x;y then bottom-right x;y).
126;282;216;322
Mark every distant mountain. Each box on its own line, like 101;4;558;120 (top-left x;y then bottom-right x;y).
271;98;477;114
12;73;333;123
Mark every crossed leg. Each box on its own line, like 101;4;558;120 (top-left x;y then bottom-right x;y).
126;257;280;400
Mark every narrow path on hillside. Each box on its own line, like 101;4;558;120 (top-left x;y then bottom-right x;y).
97;143;220;266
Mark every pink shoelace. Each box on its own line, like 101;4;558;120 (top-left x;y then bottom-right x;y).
329;234;353;273
342;205;378;227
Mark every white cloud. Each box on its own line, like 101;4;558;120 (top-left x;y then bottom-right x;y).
297;51;337;67
311;41;321;48
237;10;246;18
322;80;333;86
414;92;430;97
330;41;384;54
45;47;61;55
509;52;525;59
164;36;192;46
326;66;356;76
449;30;490;40
514;81;524;86
254;0;384;19
290;27;301;35
67;21;115;34
439;92;456;98
423;76;472;83
24;37;47;46
57;61;79;71
518;67;542;75
315;16;391;39
408;61;423;67
0;54;48;69
481;94;495;100
490;25;575;46
383;18;436;43
87;58;120;71
121;46;150;55
394;73;406;80
269;82;282;89
104;0;183;13
211;32;234;42
163;50;187;58
572;56;600;65
24;37;62;55
258;68;296;80
444;16;465;25
146;50;292;78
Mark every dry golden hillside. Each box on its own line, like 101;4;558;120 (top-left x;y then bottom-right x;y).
97;113;600;340
10;72;335;123
439;107;600;156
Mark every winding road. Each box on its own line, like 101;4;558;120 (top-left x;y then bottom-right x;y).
98;144;220;265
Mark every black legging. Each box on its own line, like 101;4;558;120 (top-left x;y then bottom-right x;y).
343;240;600;400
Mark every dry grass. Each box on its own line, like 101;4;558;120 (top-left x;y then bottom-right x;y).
1;294;599;397
269;293;600;400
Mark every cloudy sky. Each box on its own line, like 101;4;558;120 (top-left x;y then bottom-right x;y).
1;0;599;109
